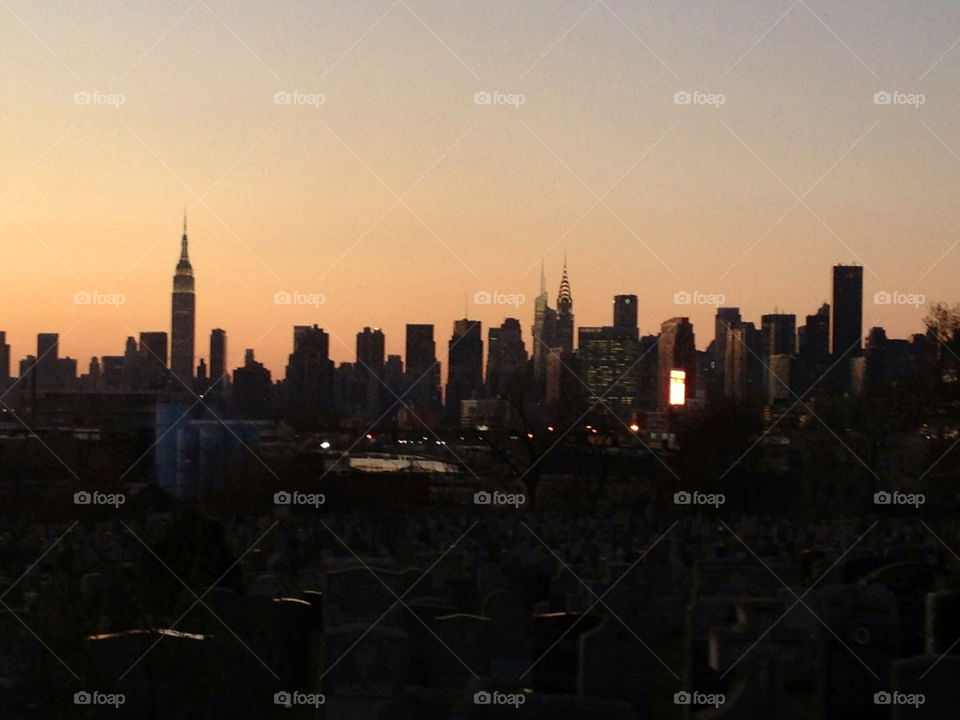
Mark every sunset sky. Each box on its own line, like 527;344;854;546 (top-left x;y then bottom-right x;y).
2;0;960;378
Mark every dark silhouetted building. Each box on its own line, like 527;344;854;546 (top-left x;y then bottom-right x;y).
578;325;640;418
797;303;830;395
0;332;9;388
209;328;227;385
613;295;638;338
555;260;574;356
761;313;796;356
445;319;483;423
139;331;169;390
285;325;335;425
532;264;558;391
405;324;441;411
711;307;741;401
724;321;763;404
171;216;196;385
658;317;696;407
486;318;527;397
832;264;863;359
232;349;272;418
356;327;385;417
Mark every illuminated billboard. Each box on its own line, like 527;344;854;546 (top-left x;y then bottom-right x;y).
669;369;686;406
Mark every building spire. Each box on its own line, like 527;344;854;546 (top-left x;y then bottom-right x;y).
180;211;190;262
539;259;546;295
557;254;572;312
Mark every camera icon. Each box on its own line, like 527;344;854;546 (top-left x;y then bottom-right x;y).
74;491;92;505
274;491;292;505
474;691;492;705
74;91;91;105
273;290;291;305
274;691;292;705
674;691;692;705
274;91;292;105
873;290;891;305
474;491;491;505
74;691;92;704
874;91;892;105
473;290;491;305
874;691;892;705
674;91;692;105
873;491;891;505
74;290;91;305
673;290;691;304
474;91;491;105
674;491;691;505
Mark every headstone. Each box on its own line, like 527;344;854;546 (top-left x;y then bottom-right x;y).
578;616;651;714
428;614;490;688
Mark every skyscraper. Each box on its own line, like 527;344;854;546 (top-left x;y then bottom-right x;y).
171;215;196;385
658;317;696;407
486;318;527;397
613;295;638;338
0;332;9;387
555;260;574;355
356;327;385;417
532;263;558;390
760;313;797;356
577;325;640;418
445;319;483;423
209;328;227;385
797;303;830;395
711;307;741;401
831;265;863;359
405;324;441;410
285;325;335;424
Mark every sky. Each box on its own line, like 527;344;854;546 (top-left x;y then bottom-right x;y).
2;0;960;379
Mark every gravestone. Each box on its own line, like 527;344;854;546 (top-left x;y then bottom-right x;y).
483;588;533;681
578;616;651;715
924;590;960;655
323;624;410;718
428;614;490;689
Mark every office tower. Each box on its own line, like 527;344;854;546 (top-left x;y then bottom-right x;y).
285;325;335;424
658;317;696;408
761;313;797;356
636;334;660;410
724;322;763;404
486;318;528;397
797;303;830;395
613;295;639;339
384;354;404;400
445;319;483;423
545;347;580;421
405;324;441;409
577;325;641;418
232;349;272;418
711;307;741;401
101;356;124;391
139;331;169;390
356;327;385;417
0;332;9;386
171;215;196;385
35;333;58;390
532;263;558;390
209;329;227;385
80;357;101;392
555;260;574;355
832;265;863;359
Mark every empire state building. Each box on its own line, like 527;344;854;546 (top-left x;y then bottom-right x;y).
171;216;195;384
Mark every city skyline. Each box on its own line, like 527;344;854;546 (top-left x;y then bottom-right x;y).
3;2;960;378
0;228;942;384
